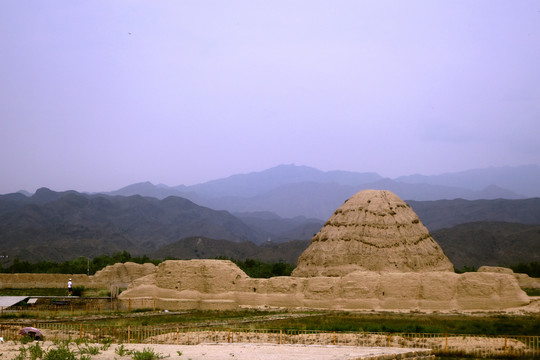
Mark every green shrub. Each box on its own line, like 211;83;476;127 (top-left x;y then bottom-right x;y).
53;339;72;347
43;346;77;360
115;344;132;356
524;288;540;296
72;286;85;297
131;347;167;360
20;335;33;344
14;346;27;360
28;342;43;360
78;344;100;355
101;338;113;350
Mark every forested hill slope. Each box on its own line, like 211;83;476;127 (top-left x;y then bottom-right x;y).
408;198;540;231
432;221;540;269
0;189;262;262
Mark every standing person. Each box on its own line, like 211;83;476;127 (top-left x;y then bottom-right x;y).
67;278;73;296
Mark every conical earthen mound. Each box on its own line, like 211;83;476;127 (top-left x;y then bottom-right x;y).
292;190;454;277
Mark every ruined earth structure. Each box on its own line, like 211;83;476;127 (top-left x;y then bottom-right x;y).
0;262;155;290
117;259;529;311
293;190;454;277
1;190;532;311
478;266;540;290
116;190;529;311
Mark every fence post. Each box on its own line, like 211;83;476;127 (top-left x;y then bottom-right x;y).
445;333;448;353
176;327;179;345
127;326;131;343
279;330;282;345
504;336;507;355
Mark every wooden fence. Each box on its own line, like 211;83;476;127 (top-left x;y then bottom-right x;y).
0;322;538;358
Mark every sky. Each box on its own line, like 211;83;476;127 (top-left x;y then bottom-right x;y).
1;1;539;194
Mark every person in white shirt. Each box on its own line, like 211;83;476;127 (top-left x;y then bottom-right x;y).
68;279;73;296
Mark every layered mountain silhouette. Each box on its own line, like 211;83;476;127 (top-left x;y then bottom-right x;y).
104;164;537;219
0;188;322;263
396;164;540;198
1;164;539;268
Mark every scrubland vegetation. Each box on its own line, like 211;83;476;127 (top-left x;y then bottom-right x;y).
1;251;538;278
0;251;294;278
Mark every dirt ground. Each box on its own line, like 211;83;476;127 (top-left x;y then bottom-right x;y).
0;341;433;360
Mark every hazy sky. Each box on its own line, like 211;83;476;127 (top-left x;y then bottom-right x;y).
1;1;539;194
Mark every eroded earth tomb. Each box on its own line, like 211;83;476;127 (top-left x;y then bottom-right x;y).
115;190;530;311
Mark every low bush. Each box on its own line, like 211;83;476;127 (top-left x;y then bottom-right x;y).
28;342;43;360
78;344;100;355
115;344;132;356
131;347;168;360
43;346;77;360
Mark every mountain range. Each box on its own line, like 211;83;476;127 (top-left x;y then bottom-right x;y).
104;164;540;219
1;164;539;269
0;188;324;262
432;222;540;269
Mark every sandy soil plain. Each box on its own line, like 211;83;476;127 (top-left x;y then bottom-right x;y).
0;341;433;360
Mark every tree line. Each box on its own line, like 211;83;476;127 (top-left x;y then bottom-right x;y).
1;252;537;278
0;251;295;278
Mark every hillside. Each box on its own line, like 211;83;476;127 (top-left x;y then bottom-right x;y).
1;174;539;268
408;198;540;231
0;188;323;264
432;222;540;269
0;189;263;262
152;221;540;270
152;237;310;264
233;212;323;243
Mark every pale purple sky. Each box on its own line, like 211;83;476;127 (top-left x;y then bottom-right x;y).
1;1;539;194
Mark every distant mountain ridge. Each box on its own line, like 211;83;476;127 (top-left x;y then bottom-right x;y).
1;164;539;268
408;198;540;231
1;187;540;269
0;190;257;261
396;164;540;196
0;188;322;263
432;222;540;269
179;164;382;198
103;164;537;219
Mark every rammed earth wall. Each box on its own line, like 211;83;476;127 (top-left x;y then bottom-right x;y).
117;259;531;311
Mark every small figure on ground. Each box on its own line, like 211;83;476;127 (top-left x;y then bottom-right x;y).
68;278;72;296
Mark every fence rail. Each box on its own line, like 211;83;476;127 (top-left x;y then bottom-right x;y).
0;322;538;358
